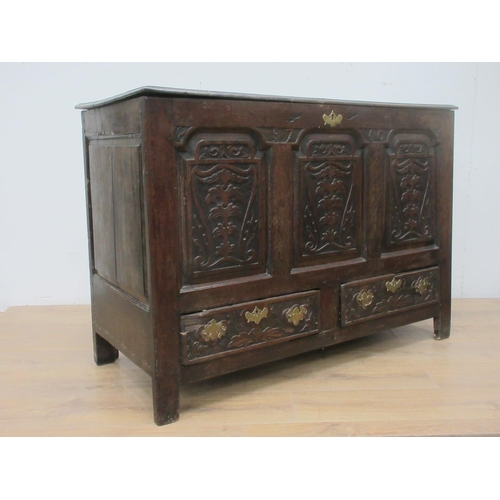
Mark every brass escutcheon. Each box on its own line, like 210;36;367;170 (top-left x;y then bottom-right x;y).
322;110;343;128
385;277;403;294
245;306;269;325
200;319;227;343
285;305;308;326
356;290;375;309
413;277;431;296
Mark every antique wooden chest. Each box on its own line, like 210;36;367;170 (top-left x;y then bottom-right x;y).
76;87;456;425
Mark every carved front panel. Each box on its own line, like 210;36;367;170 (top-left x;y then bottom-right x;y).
340;267;439;326
294;133;362;266
180;291;320;364
179;133;267;284
386;133;436;249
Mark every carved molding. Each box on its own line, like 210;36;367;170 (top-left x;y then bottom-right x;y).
199;143;251;159
256;127;302;144
175;126;193;144
360;128;392;143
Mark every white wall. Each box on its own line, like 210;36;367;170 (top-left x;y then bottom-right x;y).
1;62;499;311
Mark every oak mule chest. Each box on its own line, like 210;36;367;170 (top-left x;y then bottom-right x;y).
77;87;455;425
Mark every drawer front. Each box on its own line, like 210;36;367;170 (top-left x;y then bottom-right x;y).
340;267;439;326
180;291;320;364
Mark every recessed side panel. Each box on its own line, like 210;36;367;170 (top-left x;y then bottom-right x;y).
179;132;267;284
88;137;147;303
89;143;116;284
385;132;436;251
293;133;363;267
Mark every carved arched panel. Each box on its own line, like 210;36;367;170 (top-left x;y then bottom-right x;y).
179;132;267;284
293;133;363;267
385;132;436;250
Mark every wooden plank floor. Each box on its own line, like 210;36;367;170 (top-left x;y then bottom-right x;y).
1;299;499;436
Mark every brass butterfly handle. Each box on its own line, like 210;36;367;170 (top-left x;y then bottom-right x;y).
323;110;343;128
245;306;269;325
413;277;431;296
200;319;227;343
285;305;307;326
386;277;403;294
356;290;374;309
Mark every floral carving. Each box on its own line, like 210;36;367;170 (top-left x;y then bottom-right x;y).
302;161;357;255
256;127;302;144
360;129;392;143
227;327;286;349
342;268;439;325
181;292;320;363
387;134;434;247
191;163;258;270
296;134;361;263
181;133;266;281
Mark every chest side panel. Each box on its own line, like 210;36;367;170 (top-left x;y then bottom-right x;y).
87;137;147;303
82;99;153;375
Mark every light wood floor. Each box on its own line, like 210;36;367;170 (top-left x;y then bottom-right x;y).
1;299;499;436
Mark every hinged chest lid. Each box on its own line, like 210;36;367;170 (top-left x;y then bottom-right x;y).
75;86;458;110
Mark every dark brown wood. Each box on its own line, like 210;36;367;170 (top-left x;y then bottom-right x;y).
142;97;182;425
88;137;147;302
180;291;319;364
93;331;119;365
340;266;440;326
384;132;437;251
82;100;153;377
433;112;454;340
78;88;455;425
269;145;292;276
293;133;363;267
181;303;441;383
91;275;152;374
363;142;385;260
179;246;440;313
178;131;267;285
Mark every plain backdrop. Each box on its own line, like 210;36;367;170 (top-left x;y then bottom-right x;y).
1;62;499;311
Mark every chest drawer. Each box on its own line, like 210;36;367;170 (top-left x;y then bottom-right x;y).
180;291;320;364
341;267;439;326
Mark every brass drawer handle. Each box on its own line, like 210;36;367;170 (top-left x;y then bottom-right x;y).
322;110;343;128
285;305;308;326
200;319;227;343
385;277;403;293
245;306;269;325
356;290;374;309
413;277;431;296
